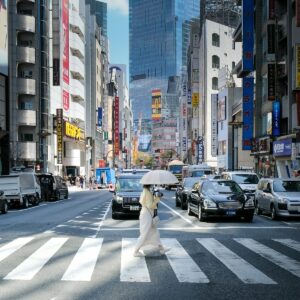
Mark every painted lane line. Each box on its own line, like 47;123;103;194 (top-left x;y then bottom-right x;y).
91;201;112;238
160;201;196;226
0;237;34;263
162;238;209;283
120;238;150;282
56;224;98;231
273;239;300;252
235;238;300;278
4;238;68;280
67;220;92;224
62;238;103;281
197;238;276;284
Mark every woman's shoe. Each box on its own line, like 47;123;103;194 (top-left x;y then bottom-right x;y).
133;250;145;257
159;247;170;255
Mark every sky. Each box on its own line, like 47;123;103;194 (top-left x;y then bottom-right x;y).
105;0;129;81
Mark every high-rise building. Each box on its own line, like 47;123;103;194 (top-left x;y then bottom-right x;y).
129;0;200;150
85;0;107;37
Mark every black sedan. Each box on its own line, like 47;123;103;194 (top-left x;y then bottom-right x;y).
175;177;202;209
0;190;8;214
187;180;255;222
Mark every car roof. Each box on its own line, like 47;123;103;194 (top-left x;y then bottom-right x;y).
116;174;143;179
222;171;256;175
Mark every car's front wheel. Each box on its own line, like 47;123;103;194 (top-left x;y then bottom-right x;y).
175;195;180;207
1;201;8;214
112;212;118;219
255;201;262;215
22;197;29;209
198;205;206;222
187;202;193;216
271;205;277;220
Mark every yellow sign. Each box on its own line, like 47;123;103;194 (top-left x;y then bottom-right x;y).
296;44;300;89
152;89;162;120
65;122;81;140
192;93;199;107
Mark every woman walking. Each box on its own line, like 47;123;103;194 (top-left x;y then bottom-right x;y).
133;185;167;257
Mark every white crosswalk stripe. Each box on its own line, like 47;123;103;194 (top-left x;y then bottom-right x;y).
4;238;68;280
0;237;34;263
162;238;209;283
273;239;300;252
62;238;103;281
197;238;276;284
235;238;300;278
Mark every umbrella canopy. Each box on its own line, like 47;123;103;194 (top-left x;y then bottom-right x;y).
140;170;179;185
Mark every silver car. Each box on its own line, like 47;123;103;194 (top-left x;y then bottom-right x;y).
255;178;300;220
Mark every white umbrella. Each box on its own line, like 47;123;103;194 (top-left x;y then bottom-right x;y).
140;170;179;185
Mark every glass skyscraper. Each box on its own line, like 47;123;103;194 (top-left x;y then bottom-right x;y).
129;0;200;124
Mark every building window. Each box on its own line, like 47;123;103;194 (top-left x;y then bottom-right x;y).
212;33;220;47
232;61;236;70
212;77;218;90
21;133;33;142
212;55;220;69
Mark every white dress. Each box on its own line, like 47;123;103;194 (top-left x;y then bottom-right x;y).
134;188;163;254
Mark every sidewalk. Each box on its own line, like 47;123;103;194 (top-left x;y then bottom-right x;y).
68;185;89;193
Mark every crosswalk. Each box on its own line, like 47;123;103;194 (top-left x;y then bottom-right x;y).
0;236;299;284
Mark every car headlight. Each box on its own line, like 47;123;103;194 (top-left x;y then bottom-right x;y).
245;198;254;207
203;198;217;208
278;198;289;204
113;195;123;204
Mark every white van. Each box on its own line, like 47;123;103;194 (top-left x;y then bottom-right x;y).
0;173;41;208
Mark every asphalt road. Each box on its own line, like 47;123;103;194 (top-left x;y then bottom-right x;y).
0;189;300;300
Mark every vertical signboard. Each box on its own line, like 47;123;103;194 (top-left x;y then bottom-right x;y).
296;44;300;89
296;0;300;27
197;136;204;164
53;58;60;86
114;96;120;156
151;89;162;120
268;64;276;100
192;93;199;108
269;0;275;20
97;107;103;127
272;101;280;136
62;0;69;112
211;94;218;156
217;96;226;121
267;24;275;54
242;0;254;72
187;89;192;105
181;88;187;153
56;109;63;164
242;77;254;150
0;0;8;76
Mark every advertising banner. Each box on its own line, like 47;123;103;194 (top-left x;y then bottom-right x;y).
53;58;60;86
273;139;292;157
65;122;81;140
56;109;63;164
242;77;254;150
114;96;120;156
296;0;300;27
272;101;280;136
211;94;218;156
242;0;254;72
268;64;276;100
151;89;162;120
187;89;192;105
217;96;226;121
296;44;300;89
62;0;69;85
0;0;8;76
192;93;199;108
63;90;69;111
98;107;103;127
197;136;204;164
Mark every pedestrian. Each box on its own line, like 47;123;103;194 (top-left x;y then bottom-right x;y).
133;185;168;257
89;177;93;190
79;176;84;189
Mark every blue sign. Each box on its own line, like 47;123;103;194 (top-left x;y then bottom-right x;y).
242;77;254;150
187;89;192;105
272;101;280;136
242;0;254;71
197;136;204;164
273;139;292;157
97;107;103;127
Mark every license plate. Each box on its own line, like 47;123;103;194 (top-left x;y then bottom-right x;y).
226;210;236;216
130;206;139;211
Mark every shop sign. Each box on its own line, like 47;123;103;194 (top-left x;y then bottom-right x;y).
268;64;276;100
273;139;292;157
272;101;280;136
296;44;300;89
296;0;300;27
97;107;103;127
187;89;192;105
242;0;254;72
56;109;63;164
182;137;187;152
197;136;204;164
192;93;199;108
65;122;81;140
152;89;162;120
211;94;218;156
114;96;120;155
251;137;271;154
63;89;69;112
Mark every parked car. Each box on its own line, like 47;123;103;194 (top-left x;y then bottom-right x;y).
175;177;202;209
255;178;300;220
188;179;255;222
0;173;41;208
0;191;8;214
37;174;68;201
221;171;259;199
111;174;144;219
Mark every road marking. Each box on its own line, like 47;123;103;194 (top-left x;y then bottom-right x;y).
4;238;68;280
235;238;300;278
162;238;209;283
120;238;150;282
197;238;276;284
8;204;47;212
62;238;103;281
273;239;300;252
91;201;111;238
56;224;98;231
0;237;34;263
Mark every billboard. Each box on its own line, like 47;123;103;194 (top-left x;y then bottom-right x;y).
0;0;8;76
272;101;280;136
211;94;218;156
273;139;292;157
192;93;199;108
242;77;254;150
114;97;120;156
56;109;63;164
63;90;69;111
242;0;254;72
296;44;300;89
151;89;162;120
268;64;276;100
62;0;69;112
97;107;103;127
217;96;226;121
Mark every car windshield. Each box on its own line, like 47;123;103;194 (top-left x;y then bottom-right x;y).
231;174;259;184
115;178;143;192
203;181;243;195
273;180;300;192
183;177;200;188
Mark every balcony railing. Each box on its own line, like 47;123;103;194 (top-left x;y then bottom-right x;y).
70;31;84;59
70;78;84;102
18;142;37;161
16;46;35;64
17;109;36;126
17;78;36;95
16;14;35;32
70;55;84;80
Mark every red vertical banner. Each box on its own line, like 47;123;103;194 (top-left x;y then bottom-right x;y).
63;90;69;111
114;97;120;156
62;0;69;85
296;0;300;27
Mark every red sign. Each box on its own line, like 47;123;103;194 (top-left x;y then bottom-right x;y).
63;90;69;111
297;0;300;27
62;0;69;84
114;97;120;156
98;160;105;168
